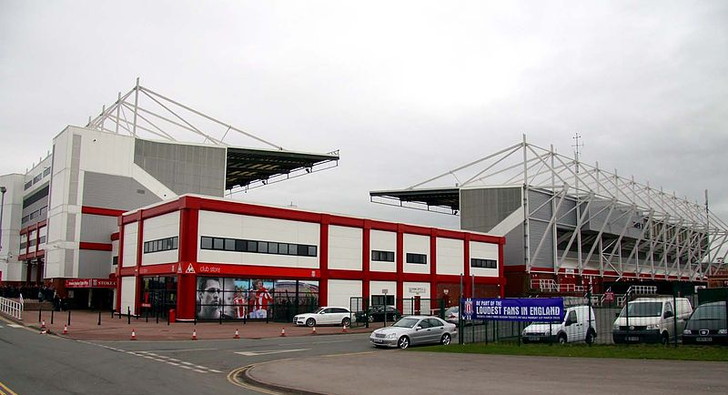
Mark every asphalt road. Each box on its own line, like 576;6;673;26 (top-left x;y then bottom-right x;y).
3;318;727;395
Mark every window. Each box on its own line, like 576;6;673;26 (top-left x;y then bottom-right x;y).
143;236;179;254
471;258;497;269
199;236;318;257
406;253;427;264
372;250;395;262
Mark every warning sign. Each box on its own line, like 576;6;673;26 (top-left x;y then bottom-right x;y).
177;264;182;273
185;263;196;274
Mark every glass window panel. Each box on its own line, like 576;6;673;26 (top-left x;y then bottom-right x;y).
213;238;224;250
224;238;236;251
201;237;213;249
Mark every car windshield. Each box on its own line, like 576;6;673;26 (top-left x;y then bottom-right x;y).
392;317;420;328
690;304;726;320
445;307;458;315
620;302;662;317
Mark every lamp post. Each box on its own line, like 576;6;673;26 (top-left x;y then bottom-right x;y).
0;186;6;254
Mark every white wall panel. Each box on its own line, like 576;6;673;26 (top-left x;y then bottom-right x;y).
328;226;362;271
470;241;499;277
122;222;138;267
120;276;136;315
403;233;430;274
370;230;396;273
197;210;319;269
402;282;431;315
142;211;180;266
369;281;396;298
436;237;464;275
327;279;362;308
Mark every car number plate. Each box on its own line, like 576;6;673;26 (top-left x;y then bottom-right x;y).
696;337;713;342
373;339;384;343
528;337;540;341
626;336;640;341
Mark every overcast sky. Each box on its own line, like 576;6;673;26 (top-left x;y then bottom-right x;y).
1;0;726;231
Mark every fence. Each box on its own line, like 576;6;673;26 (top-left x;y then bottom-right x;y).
458;287;727;347
0;296;23;320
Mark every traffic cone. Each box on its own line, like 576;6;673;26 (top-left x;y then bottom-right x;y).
62;325;68;334
40;320;46;330
280;327;286;337
311;326;317;335
234;329;240;339
342;323;348;333
130;329;137;340
192;329;198;340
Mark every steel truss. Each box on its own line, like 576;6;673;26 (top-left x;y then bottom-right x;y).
394;135;728;281
84;79;338;192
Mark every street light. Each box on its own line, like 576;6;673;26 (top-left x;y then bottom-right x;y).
0;186;6;253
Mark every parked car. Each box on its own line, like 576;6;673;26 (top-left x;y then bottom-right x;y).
293;306;352;327
444;306;460;324
521;305;597;344
355;305;401;323
370;315;457;349
682;301;727;345
612;297;693;344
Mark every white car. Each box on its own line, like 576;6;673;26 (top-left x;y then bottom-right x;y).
294;306;352;327
370;316;457;349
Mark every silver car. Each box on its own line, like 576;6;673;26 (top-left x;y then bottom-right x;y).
369;315;457;349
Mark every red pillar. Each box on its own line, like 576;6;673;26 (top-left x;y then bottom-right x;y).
362;220;371;307
176;205;199;321
319;214;329;306
396;225;404;313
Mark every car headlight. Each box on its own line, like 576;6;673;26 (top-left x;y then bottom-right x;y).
719;329;728;335
646;324;659;330
683;329;692;335
386;333;397;339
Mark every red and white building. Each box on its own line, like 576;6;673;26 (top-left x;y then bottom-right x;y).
115;195;505;321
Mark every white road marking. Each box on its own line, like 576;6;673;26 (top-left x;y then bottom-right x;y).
235;348;309;356
80;342;222;374
7;324;23;328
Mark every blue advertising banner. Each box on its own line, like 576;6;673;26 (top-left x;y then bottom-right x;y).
462;298;565;322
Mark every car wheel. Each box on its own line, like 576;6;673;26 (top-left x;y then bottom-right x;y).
558;334;567;344
306;318;316;327
441;333;451;346
398;336;410;350
661;332;670;345
342;317;351;327
586;331;595;345
522;338;530;344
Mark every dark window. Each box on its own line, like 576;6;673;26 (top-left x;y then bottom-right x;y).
406;253;427;264
201;237;213;249
224;238;235;251
144;236;179;254
199;236;318;257
112;256;118;266
471;258;497;269
372;250;395;262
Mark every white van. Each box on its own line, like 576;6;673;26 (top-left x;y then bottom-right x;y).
522;305;597;344
612;297;693;344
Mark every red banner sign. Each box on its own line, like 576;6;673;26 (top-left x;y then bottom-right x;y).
65;278;117;288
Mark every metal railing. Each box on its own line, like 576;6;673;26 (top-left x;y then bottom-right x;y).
0;296;23;320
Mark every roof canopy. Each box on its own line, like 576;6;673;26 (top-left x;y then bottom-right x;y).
226;147;339;190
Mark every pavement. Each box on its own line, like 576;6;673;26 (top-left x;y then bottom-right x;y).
4;308;379;341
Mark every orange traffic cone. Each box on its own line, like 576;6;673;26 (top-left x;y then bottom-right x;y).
342;323;348;333
234;329;240;339
280;327;286;337
130;329;137;340
63;325;68;334
192;329;198;340
312;326;317;335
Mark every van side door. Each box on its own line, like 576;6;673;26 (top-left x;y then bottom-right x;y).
564;309;582;342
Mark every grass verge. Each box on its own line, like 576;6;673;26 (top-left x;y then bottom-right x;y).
414;343;728;361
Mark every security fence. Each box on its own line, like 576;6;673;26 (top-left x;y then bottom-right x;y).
458;286;728;347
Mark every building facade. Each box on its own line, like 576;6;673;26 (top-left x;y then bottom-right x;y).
116;195;505;321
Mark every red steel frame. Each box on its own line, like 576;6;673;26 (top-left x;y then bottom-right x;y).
116;195;506;320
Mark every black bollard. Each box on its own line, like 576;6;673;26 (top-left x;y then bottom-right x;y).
127;306;131;325
51;309;55;325
145;309;148;323
98;310;102;326
67;310;71;326
38;308;42;323
111;308;114;319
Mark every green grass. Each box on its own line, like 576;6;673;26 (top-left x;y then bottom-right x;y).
414;343;728;361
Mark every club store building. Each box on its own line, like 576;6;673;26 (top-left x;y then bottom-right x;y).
115;195;506;322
